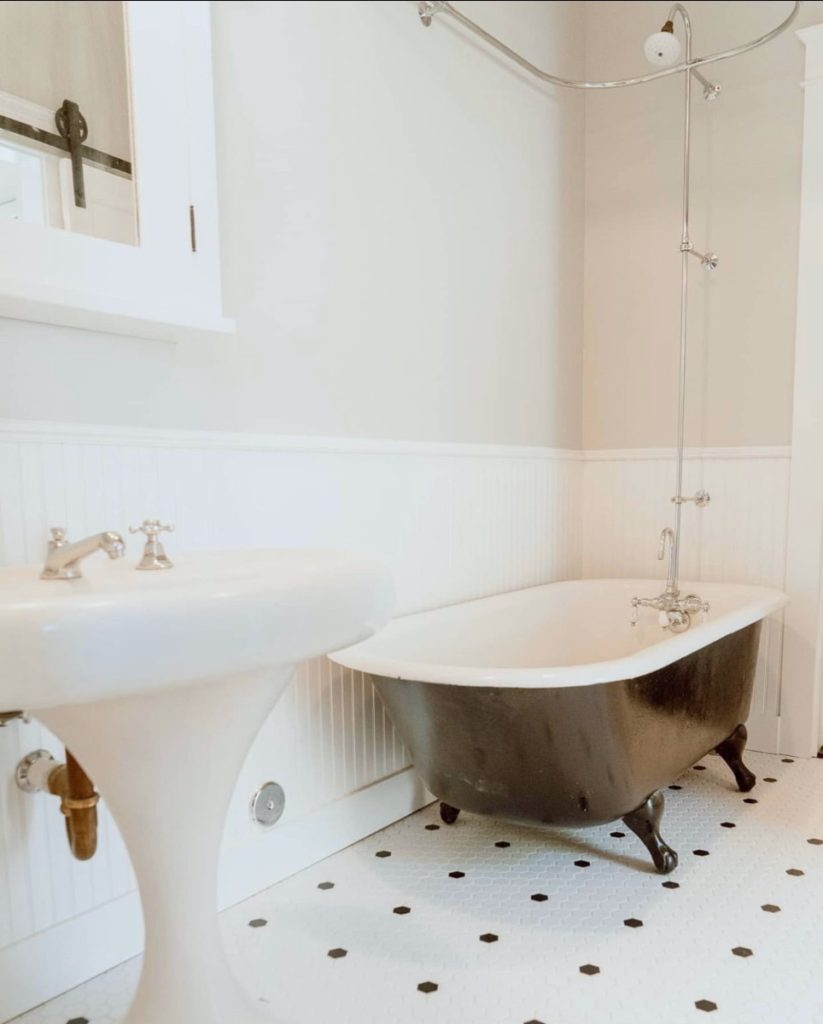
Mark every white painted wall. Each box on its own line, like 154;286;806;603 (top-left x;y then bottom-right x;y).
583;0;821;450
0;1;586;448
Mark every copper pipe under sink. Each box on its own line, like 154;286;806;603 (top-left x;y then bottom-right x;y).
46;750;99;861
12;729;101;861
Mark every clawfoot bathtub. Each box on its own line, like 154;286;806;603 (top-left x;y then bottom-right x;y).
331;579;787;874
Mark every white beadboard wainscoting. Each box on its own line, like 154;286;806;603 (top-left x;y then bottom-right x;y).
0;420;581;1021
582;447;792;753
0;424;793;1020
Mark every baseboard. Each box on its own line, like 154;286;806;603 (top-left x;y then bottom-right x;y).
0;768;431;1023
0;893;143;1023
218;767;432;907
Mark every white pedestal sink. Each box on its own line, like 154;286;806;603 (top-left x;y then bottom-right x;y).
0;549;393;1024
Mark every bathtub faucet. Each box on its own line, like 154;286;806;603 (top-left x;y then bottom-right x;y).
631;527;710;633
631;593;708;633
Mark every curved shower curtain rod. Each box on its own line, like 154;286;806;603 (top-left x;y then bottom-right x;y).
414;1;802;89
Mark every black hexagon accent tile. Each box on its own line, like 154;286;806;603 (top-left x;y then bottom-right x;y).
662;881;680;889
495;841;511;848
375;850;392;858
720;822;736;828
624;918;643;928
761;903;781;913
579;963;600;976
327;947;348;959
808;838;823;845
417;981;438;994
693;765;707;771
524;1020;546;1024
393;906;411;915
248;918;267;928
67;1019;90;1024
574;859;590;868
695;999;718;1012
531;893;549;902
449;870;465;878
763;777;777;783
693;849;710;857
610;831;626;838
786;868;805;876
425;824;440;831
317;881;334;891
479;932;499;943
669;784;683;790
732;946;753;957
744;798;758;804
782;758;794;763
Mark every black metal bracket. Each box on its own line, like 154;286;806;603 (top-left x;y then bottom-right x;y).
55;99;89;208
0;97;132;210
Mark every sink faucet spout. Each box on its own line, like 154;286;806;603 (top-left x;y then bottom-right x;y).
41;528;126;580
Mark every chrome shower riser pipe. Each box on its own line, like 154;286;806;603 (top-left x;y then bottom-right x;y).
670;2;693;597
664;4;716;98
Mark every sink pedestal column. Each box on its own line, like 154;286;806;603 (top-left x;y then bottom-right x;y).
39;667;294;1024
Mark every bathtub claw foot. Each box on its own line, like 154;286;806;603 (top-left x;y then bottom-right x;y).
439;801;460;825
714;723;756;792
622;791;678;874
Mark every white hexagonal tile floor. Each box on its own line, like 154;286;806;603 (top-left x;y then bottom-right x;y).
9;751;823;1024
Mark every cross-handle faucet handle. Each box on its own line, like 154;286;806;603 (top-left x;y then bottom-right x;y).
129;519;175;538
128;520;175;571
47;527;69;550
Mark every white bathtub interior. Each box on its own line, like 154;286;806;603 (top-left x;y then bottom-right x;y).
333;580;788;686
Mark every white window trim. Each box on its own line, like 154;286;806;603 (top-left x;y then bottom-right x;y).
780;23;823;755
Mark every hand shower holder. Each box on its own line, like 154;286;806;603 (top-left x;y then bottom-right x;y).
671;490;711;507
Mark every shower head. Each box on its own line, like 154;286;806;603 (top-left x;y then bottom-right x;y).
644;19;682;67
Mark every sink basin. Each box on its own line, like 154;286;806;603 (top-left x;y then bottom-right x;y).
0;548;393;1024
1;549;392;709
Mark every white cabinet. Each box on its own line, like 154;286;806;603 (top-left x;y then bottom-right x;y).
0;1;233;342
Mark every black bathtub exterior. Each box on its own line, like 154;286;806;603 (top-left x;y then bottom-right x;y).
372;622;761;831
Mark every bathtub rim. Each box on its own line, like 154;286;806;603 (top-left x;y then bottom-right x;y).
329;578;788;689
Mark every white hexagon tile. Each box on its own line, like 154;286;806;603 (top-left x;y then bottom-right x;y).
10;751;823;1024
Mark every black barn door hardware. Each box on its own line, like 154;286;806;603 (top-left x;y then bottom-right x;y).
0;97;132;209
55;99;89;207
